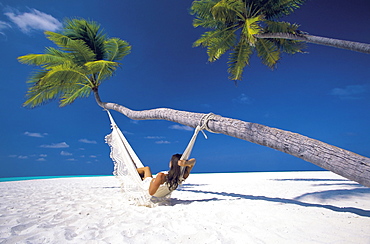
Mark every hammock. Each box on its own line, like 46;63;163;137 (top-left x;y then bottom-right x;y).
105;110;213;206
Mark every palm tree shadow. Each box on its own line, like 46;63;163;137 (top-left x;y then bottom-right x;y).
174;185;370;218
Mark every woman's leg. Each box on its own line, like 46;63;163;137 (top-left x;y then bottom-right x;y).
148;172;167;195
137;166;152;180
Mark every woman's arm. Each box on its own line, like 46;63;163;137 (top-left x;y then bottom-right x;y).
178;158;196;180
137;166;152;180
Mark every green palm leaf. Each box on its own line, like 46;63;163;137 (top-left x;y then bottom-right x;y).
194;28;237;61
254;0;305;19
228;39;253;80
60;85;91;107
45;31;96;64
104;38;131;62
18;47;74;69
263;20;305;54
211;0;245;22
24;81;61;108
255;39;280;68
62;18;107;60
85;60;119;84
41;64;91;86
242;15;263;45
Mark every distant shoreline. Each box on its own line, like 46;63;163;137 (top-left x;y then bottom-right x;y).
0;175;110;182
0;170;327;182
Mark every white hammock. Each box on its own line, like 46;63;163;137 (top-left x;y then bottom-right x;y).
105;110;213;206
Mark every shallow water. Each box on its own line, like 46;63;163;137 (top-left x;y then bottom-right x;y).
0;175;110;182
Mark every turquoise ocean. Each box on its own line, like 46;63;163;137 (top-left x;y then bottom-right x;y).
0;175;111;182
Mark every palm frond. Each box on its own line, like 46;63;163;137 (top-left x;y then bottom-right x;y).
194;28;237;61
242;15;263;45
18;53;67;68
60;84;91;107
227;39;253;80
85;60;119;84
23;81;61;108
41;64;91;87
45;31;96;64
104;38;131;61
211;0;245;22
191;0;227;29
18;47;74;69
255;39;280;68
62;18;107;60
264;20;300;33
191;0;219;19
252;0;305;20
26;70;49;85
263;20;305;54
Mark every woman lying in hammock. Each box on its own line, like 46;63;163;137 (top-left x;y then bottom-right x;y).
137;154;196;196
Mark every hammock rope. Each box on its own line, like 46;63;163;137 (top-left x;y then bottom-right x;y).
179;112;216;181
105;110;216;205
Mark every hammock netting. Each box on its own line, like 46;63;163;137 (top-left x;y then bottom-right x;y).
105;110;212;206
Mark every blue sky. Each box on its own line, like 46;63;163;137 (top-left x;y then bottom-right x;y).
1;0;370;178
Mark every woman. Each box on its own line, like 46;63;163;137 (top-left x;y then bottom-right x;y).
137;154;196;196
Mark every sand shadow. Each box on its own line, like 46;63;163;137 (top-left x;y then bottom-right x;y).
273;178;350;182
177;187;370;218
294;188;370;201
272;178;360;187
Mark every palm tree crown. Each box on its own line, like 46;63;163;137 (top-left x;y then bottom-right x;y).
191;0;306;81
18;18;131;108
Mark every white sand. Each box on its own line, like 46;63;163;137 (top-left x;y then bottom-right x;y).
1;171;369;244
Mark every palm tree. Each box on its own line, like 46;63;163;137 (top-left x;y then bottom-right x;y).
18;18;131;108
19;18;370;187
191;0;370;81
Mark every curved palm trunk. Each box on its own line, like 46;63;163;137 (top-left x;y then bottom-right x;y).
94;89;370;187
255;33;370;54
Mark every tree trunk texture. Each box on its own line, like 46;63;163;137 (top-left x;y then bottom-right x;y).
255;33;370;54
94;89;370;187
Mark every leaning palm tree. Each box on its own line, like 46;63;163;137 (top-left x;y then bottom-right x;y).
18;18;131;108
18;18;370;187
191;0;370;81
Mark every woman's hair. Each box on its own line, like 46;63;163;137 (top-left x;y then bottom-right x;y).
166;153;183;191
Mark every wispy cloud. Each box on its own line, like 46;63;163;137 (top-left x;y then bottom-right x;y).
155;140;171;144
60;151;72;156
145;136;165;139
40;142;69;148
24;131;48;138
122;130;134;135
4;8;62;33
330;85;367;100
169;125;193;131
130;120;139;125
233;93;253;104
79;139;97;144
9;154;28;159
36;154;47;161
0;20;11;35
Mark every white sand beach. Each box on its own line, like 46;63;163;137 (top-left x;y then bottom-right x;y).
1;171;370;244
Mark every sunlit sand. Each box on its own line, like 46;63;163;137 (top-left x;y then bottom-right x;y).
1;171;369;243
